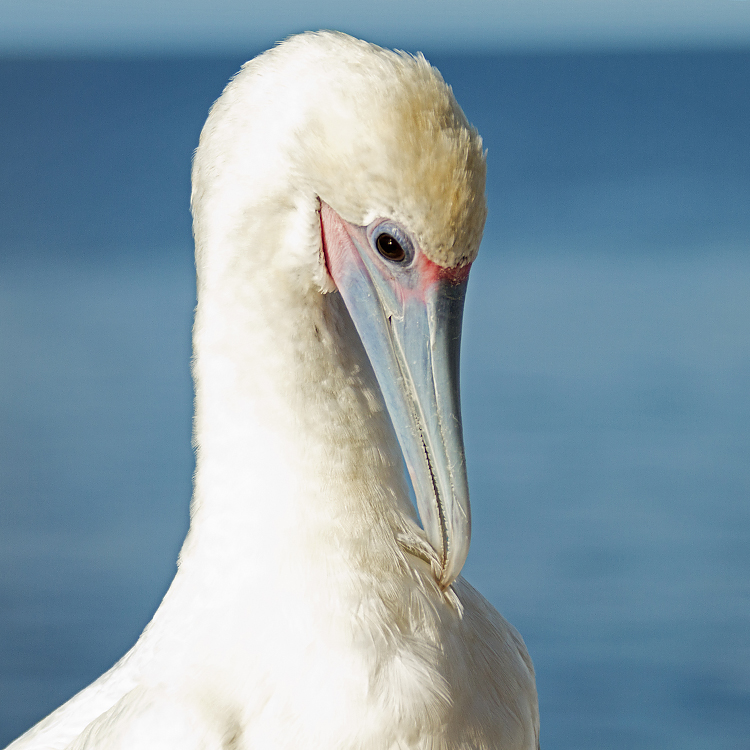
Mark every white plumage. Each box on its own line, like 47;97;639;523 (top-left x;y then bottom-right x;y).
7;31;539;750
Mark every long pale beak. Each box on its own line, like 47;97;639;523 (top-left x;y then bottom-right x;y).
320;202;471;588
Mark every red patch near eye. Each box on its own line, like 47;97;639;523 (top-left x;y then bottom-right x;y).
319;201;362;288
417;254;471;289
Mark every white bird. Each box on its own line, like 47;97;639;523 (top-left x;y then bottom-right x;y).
7;31;539;750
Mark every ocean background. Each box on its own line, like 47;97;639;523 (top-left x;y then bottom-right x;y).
0;50;748;747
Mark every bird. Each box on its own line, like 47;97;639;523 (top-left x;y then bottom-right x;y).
7;31;539;750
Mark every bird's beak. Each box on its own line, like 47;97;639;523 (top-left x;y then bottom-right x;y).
320;202;471;588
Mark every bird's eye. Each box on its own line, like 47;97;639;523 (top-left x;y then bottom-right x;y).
375;233;406;262
368;221;415;266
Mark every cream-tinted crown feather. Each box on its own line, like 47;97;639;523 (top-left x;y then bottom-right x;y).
192;31;487;277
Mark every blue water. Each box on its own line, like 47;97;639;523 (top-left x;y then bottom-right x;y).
1;50;749;747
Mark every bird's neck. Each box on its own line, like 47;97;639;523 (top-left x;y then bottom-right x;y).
178;232;418;601
134;227;445;698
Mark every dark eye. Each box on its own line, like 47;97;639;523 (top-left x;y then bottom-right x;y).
375;233;406;262
368;220;415;265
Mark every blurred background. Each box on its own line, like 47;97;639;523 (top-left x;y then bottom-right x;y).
0;1;749;747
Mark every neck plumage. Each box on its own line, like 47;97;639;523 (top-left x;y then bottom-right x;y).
179;209;417;601
131;212;428;696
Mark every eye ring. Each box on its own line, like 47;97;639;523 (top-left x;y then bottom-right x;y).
369;221;415;266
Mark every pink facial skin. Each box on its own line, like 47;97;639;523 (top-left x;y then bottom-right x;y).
430;259;471;286
319;201;471;300
319;201;355;286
